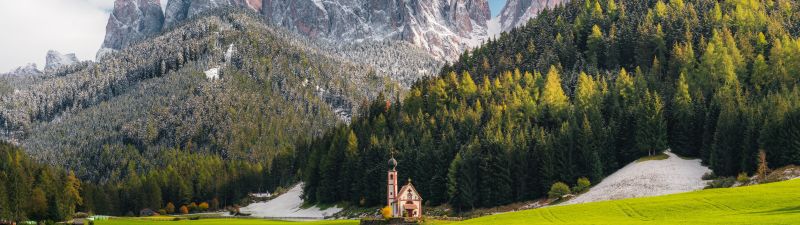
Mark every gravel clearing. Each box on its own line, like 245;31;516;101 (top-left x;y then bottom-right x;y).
562;150;711;205
239;183;342;219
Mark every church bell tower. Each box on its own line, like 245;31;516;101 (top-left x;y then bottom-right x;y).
387;153;399;217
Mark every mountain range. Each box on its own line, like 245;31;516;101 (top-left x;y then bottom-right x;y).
100;0;564;61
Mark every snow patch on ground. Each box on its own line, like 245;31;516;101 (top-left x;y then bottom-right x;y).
239;183;342;219
250;193;272;198
205;67;220;81
224;44;236;62
562;150;711;205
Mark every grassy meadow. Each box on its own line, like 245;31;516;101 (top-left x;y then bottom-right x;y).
95;218;358;225
97;179;800;225
438;179;800;225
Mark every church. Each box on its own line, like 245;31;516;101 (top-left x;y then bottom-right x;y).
387;155;423;218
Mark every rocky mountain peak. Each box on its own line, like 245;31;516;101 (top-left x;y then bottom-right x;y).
498;0;565;32
3;63;42;77
100;0;164;51
99;0;552;62
262;0;492;61
45;50;79;71
164;0;262;29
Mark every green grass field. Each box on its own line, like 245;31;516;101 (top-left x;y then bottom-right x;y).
96;218;358;225
97;179;800;225
441;179;800;225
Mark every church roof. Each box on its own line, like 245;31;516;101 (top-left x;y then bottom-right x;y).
398;179;422;201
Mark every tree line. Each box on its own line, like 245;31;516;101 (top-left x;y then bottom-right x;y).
0;141;297;221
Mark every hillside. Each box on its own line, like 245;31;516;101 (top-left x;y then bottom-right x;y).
444;179;800;224
300;0;800;212
0;9;442;181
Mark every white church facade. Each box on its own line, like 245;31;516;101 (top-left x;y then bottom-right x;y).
387;155;422;218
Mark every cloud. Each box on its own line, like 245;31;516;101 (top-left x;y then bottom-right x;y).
0;0;115;72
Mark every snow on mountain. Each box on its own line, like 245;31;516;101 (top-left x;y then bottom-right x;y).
498;0;565;32
3;63;41;77
44;50;79;71
162;0;493;61
100;0;164;52
102;0;555;64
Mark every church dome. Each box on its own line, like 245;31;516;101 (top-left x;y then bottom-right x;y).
389;156;397;169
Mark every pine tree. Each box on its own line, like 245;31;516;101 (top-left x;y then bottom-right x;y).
587;25;605;69
669;73;695;156
541;66;569;127
461;71;478;98
636;91;667;156
64;171;83;217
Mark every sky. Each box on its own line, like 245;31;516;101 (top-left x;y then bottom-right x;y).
0;0;507;73
0;0;115;72
489;0;507;17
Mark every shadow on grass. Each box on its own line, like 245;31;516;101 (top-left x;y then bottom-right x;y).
748;206;800;215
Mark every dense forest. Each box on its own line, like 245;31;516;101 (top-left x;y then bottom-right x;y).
0;140;294;221
301;0;800;212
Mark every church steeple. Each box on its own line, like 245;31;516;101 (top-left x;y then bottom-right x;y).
387;150;399;217
388;151;398;171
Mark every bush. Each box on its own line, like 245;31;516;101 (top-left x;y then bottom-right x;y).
737;172;749;183
188;202;199;212
702;172;717;180
199;202;210;211
179;205;189;215
548;182;571;199
165;202;176;214
572;177;591;193
705;177;736;189
381;205;393;219
158;209;167;215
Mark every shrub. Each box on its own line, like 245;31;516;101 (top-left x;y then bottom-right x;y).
165;202;176;214
701;172;717;180
199;202;210;211
737;172;749;183
188;202;198;212
179;205;189;215
158;209;167;215
572;177;591;193
705;177;736;189
548;182;571;199
381;205;393;219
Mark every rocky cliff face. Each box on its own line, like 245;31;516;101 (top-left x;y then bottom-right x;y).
100;0;548;62
498;0;564;32
44;50;79;71
99;0;164;56
165;0;262;29
262;0;491;61
141;0;492;61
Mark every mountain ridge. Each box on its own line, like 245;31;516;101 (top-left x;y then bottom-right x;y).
99;0;561;62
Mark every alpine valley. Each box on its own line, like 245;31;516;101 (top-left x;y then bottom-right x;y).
1;0;799;224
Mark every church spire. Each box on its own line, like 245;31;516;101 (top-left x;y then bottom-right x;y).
388;149;398;171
